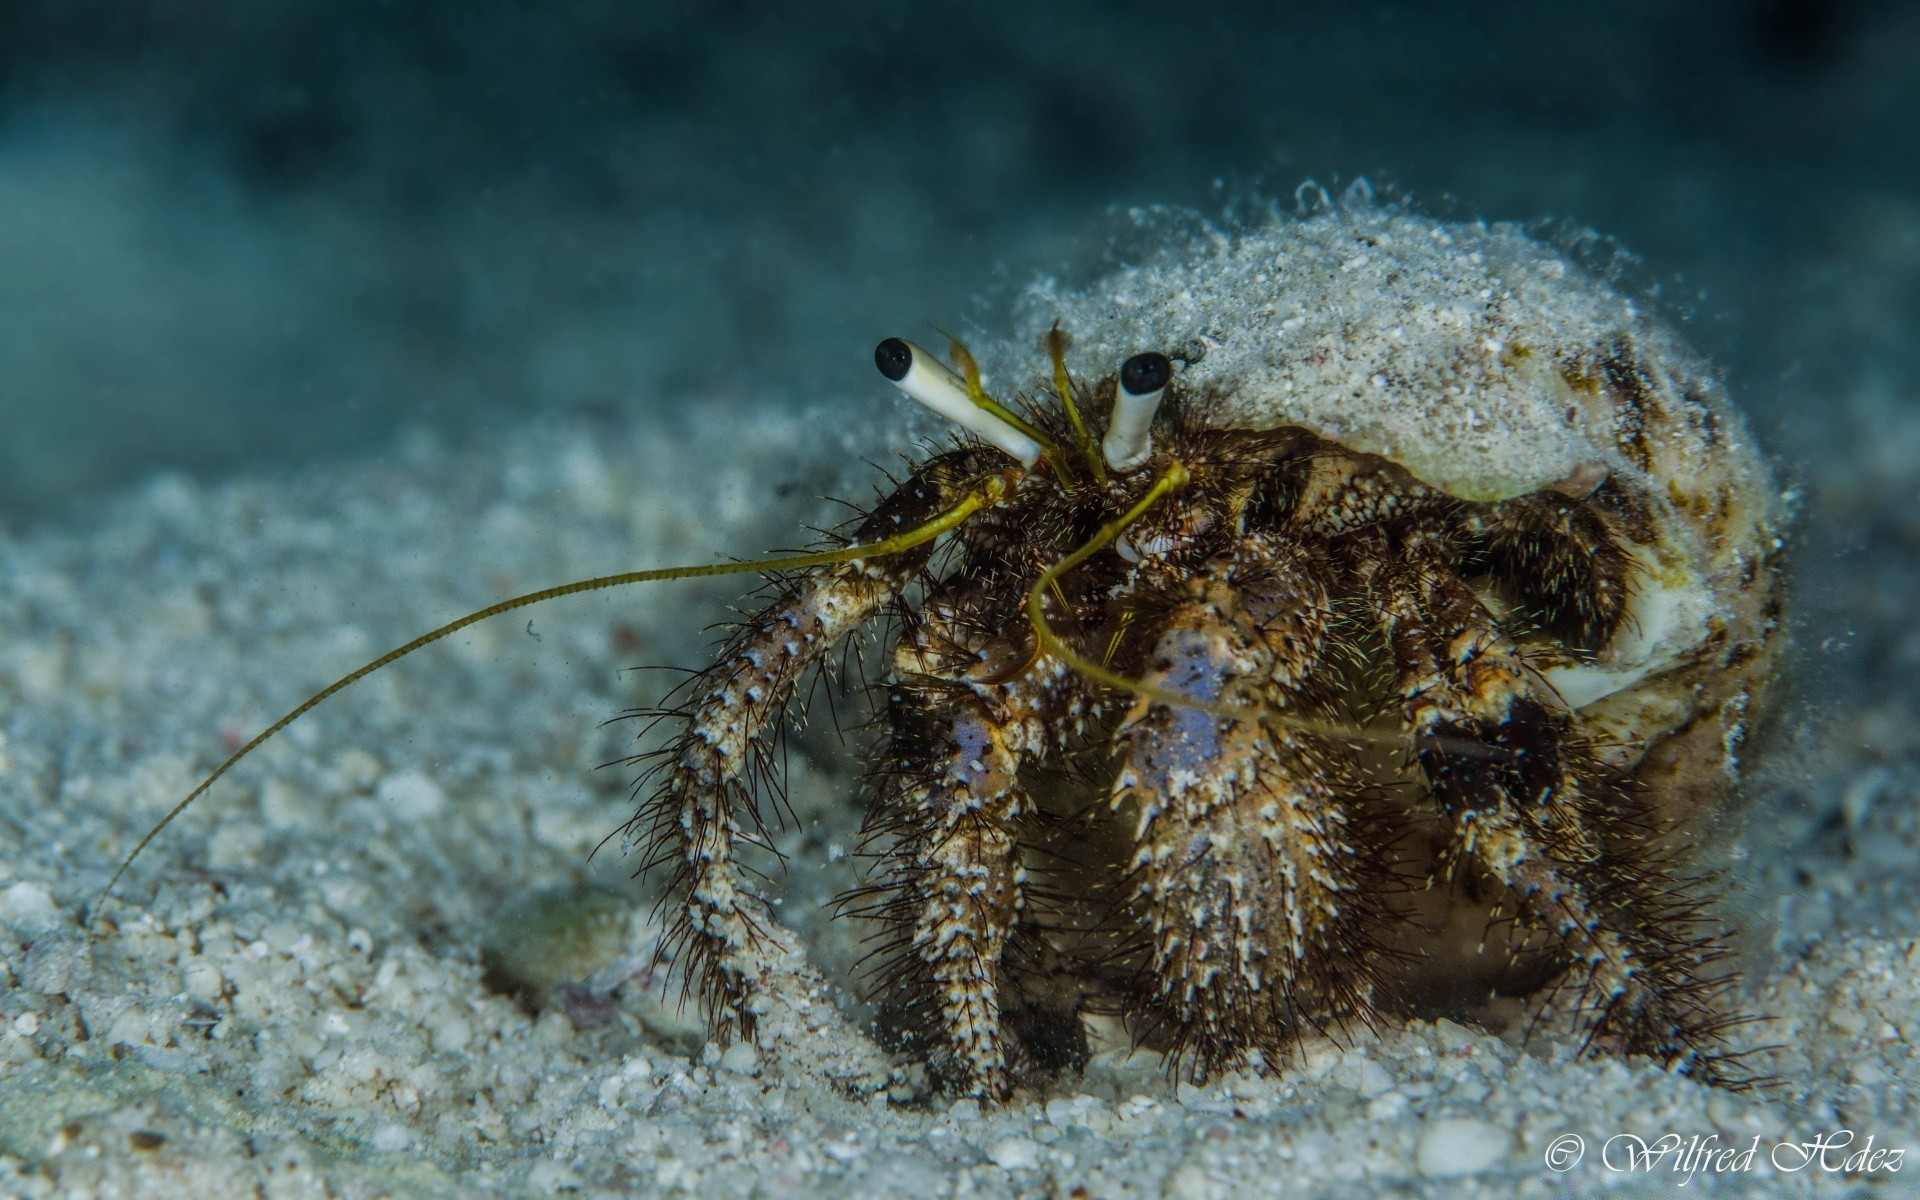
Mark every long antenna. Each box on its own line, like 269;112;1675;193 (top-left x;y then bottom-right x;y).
87;472;1011;927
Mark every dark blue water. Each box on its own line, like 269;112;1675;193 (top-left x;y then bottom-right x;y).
1;1;1910;520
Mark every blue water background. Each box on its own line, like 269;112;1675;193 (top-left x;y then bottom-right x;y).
0;0;1909;517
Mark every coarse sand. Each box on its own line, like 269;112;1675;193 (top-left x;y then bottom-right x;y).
2;207;1916;1198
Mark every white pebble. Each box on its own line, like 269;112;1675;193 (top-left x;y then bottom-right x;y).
375;771;448;819
987;1136;1041;1170
206;822;266;869
947;1098;981;1122
1164;1162;1219;1200
430;1016;472;1053
621;1054;655;1081
182;961;225;1003
719;1042;760;1075
0;882;58;934
1415;1117;1511;1177
821;1135;865;1162
1367;1091;1408;1121
525;1159;584;1192
1828;1006;1867;1037
1351;1056;1396;1098
259;777;310;830
370;1123;412;1152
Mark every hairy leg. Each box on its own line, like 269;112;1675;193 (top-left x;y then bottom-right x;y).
1455;490;1633;651
860;579;1097;1100
867;679;1032;1099
1115;546;1382;1077
627;451;990;1040
1362;529;1725;1071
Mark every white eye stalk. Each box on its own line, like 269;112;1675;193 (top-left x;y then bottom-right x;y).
874;338;1042;466
1102;351;1171;471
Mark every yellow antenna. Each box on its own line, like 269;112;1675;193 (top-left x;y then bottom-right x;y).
1045;322;1107;484
1024;463;1406;747
88;472;1012;927
943;335;1075;488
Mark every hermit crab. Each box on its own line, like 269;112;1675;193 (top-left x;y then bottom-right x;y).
100;202;1783;1103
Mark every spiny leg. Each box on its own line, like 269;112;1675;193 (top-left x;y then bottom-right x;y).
862;586;1095;1100
1454;490;1633;651
628;451;991;1040
1361;529;1725;1071
1115;545;1383;1078
868;682;1030;1099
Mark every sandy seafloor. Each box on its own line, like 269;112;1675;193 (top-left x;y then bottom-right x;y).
0;211;1918;1200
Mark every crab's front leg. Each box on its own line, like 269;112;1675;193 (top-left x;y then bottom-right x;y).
1114;547;1385;1079
628;451;991;1042
863;587;1092;1101
870;679;1032;1101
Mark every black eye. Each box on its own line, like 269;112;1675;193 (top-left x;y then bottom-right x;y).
1120;351;1172;397
875;337;914;382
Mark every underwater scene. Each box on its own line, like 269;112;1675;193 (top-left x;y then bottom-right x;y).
0;2;1916;1195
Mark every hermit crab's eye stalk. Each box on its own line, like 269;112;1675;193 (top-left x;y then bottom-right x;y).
1102;350;1171;471
874;337;1042;466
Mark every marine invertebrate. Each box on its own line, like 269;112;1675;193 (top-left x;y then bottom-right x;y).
632;202;1783;1100
102;200;1783;1104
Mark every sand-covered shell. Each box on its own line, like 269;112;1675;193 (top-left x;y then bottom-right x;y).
1006;202;1785;816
